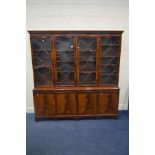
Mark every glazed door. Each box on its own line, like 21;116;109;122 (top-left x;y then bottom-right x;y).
55;36;76;85
100;35;121;85
31;35;53;86
77;36;97;85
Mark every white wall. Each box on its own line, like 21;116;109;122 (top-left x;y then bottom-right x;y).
26;0;129;112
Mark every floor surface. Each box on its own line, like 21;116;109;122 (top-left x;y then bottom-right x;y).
26;111;129;155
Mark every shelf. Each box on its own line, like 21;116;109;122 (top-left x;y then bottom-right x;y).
99;83;118;86
79;82;96;85
100;55;119;58
100;72;117;75
100;73;118;76
56;50;74;53
33;49;51;52
57;70;74;72
56;61;74;63
79;71;96;73
79;60;96;62
56;82;75;85
34;66;52;69
100;56;119;58
101;44;119;46
78;50;96;53
100;64;118;66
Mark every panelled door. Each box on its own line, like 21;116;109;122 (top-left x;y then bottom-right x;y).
78;93;97;115
96;92;119;114
56;93;77;115
34;94;55;116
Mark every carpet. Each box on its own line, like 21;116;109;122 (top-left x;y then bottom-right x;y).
26;111;129;155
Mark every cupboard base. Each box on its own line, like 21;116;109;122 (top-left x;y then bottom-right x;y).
35;114;118;121
33;87;119;121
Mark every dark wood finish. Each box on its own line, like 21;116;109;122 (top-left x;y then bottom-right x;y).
34;94;55;116
29;30;123;121
33;86;119;92
56;93;76;115
75;36;79;86
78;93;97;115
96;92;119;114
52;35;56;85
29;30;123;34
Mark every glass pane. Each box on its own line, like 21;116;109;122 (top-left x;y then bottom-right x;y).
100;64;118;74
100;74;118;85
57;62;74;70
100;57;119;65
100;57;119;85
57;71;74;85
56;51;74;62
79;72;96;85
78;37;97;85
79;61;96;71
101;46;119;56
56;37;74;51
32;38;52;67
56;36;75;85
102;36;120;45
34;67;52;85
79;51;96;61
79;38;97;51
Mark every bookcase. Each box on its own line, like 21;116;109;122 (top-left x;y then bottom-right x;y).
29;31;123;121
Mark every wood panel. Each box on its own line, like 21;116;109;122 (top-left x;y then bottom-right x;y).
96;93;119;114
34;94;55;116
78;93;97;115
56;93;77;115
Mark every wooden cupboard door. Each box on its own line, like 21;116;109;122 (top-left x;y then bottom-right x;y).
78;93;97;115
56;93;76;115
34;94;55;116
96;93;119;114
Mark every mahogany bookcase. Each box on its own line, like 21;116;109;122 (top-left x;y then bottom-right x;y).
28;30;123;121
